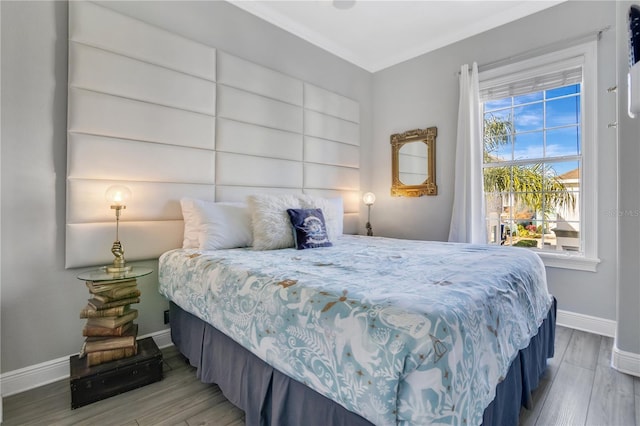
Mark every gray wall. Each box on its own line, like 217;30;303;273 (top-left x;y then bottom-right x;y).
0;1;372;373
616;1;640;356
371;1;619;323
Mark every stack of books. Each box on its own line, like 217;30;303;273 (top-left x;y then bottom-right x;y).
79;278;141;366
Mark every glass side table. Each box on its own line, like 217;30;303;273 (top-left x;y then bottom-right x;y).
77;266;152;282
75;265;155;373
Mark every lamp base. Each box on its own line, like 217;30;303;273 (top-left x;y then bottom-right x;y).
106;264;133;274
108;240;131;274
366;222;373;237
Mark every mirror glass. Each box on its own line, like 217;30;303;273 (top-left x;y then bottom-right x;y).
391;127;437;197
398;142;428;185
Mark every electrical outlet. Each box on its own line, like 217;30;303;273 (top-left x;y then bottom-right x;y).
164;309;170;324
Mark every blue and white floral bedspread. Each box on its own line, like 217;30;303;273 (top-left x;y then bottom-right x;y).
159;235;552;426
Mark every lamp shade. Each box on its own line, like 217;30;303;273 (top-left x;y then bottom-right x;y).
363;192;376;206
105;185;132;207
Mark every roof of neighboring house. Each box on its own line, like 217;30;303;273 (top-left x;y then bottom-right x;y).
559;168;579;180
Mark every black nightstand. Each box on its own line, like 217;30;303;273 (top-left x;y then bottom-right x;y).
70;337;163;409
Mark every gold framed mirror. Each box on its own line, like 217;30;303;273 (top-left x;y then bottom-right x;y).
391;127;437;197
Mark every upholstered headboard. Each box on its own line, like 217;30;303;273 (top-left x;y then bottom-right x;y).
65;1;361;268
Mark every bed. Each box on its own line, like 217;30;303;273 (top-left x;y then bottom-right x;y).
63;6;555;423
159;199;555;426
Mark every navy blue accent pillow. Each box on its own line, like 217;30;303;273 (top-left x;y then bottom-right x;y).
286;208;333;250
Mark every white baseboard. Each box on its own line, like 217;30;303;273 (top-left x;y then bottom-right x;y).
0;329;171;397
612;344;640;377
557;310;640;377
556;309;616;337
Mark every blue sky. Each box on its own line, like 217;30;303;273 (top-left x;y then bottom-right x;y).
484;84;581;176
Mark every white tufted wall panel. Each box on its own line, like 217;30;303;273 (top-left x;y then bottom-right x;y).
66;1;361;268
68;134;216;183
215;153;303;188
66;1;217;268
217;85;303;134
301;82;360;232
69;0;216;80
217;51;303;106
68;89;216;149
67;222;185;268
215;186;304;204
304;136;360;168
67;180;214;223
69;43;216;115
304;83;360;123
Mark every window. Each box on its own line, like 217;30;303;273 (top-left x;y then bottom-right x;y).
479;42;599;271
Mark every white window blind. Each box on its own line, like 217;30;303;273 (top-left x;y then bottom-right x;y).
479;56;584;101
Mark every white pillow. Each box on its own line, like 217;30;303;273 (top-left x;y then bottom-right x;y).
247;193;302;250
193;201;252;250
299;195;344;241
180;198;201;249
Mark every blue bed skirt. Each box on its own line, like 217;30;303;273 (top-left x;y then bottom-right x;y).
170;297;556;426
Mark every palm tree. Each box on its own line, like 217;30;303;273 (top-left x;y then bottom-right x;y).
483;114;576;219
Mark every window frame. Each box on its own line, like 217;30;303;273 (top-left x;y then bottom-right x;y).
479;41;600;272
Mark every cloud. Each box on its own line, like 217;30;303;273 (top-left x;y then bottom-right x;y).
515;112;542;130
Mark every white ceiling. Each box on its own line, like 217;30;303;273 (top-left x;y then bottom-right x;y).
229;0;564;73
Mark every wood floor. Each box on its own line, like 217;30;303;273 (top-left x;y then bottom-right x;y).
2;326;638;426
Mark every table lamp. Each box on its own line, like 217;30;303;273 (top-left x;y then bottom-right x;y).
363;192;376;236
105;185;133;273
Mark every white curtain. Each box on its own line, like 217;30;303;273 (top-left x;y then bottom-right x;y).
448;63;487;244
